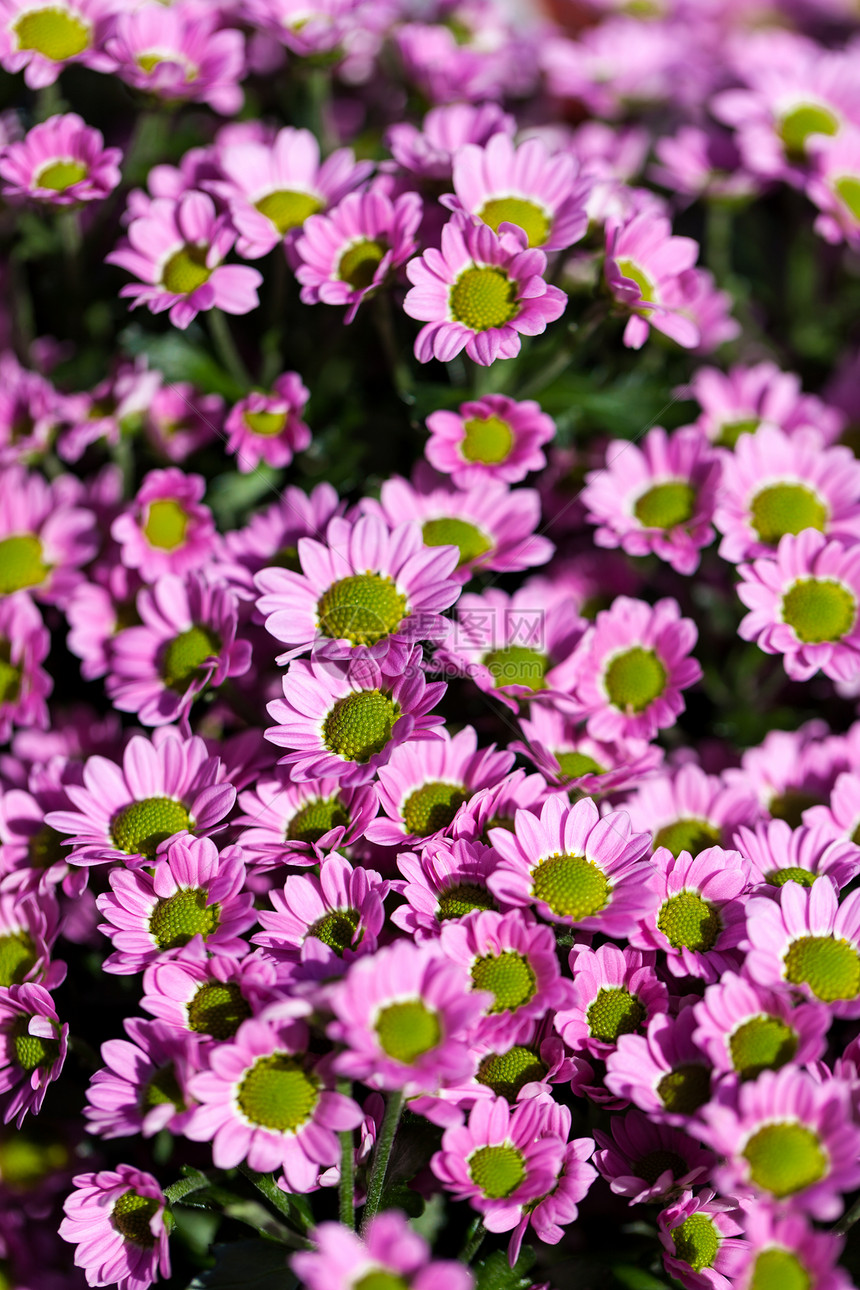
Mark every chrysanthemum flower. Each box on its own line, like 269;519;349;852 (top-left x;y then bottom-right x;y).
0;780;77;894
487;794;655;935
512;705;663;797
391;837;503;939
220;482;343;598
111;468;216;582
444;131;590;251
85;1016;201;1140
651;124;758;203
808;129;860;248
624;763;758;859
425;394;555;489
732;1202;853;1290
508;1112;597;1264
255;511;460;663
806;769;860;844
387;102;515;181
451;767;552;844
695;1067;860;1219
58;359;161;463
605;1008;713;1125
0;111;121;206
224;371;310;473
237;772;377;867
292;1210;474;1290
404;219;566;366
594;1109;716;1205
143;380;222;464
0;465;97;607
733;818;859;892
657;1190;748;1290
722;719;843;826
743;879;860;1016
296;189;423;324
604;207;702;349
685;359;844;447
141;952;277;1042
0;350;70;466
45;729;236;868
185;1011;363;1186
564;596;702;742
365;726;513;846
106;6;245;115
582;426;719;575
0;983;67;1126
0;888;64;989
327;939;487;1094
106;573;251;727
65;564;140;683
0;0;117;88
59;1165;170;1290
554;943;668;1059
0;591;52;744
239;0;356;58
738;532;860;683
107;191;263;330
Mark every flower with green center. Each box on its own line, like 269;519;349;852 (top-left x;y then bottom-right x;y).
716;416;761;448
0;650;20;706
255;189;322;234
143;499;189;550
483;644;548;692
307;908;361;956
13;1026;59;1074
110;797;192;860
728;1014;798;1081
437;883;497;921
35;159;87;191
781;578;856;644
748;1249;812;1290
375;999;441;1065
615;257;656;305
160;625;221;692
476;1045;547;1100
13;7;90;60
449;266;519;332
532;853;610;921
59;1165;170;1288
0;932;36;988
354;1273;408;1290
140;1062;185;1113
317;574;407;647
402;781;467;837
286;795;350;845
26;826;66;872
0;534;49;596
422;516;493;567
633;481;696;530
835;175;860;221
587;987;645;1044
744;1122;827;1199
671;1212;720;1274
161;245;212;296
243;409;287;437
323;690;401;764
604;647;667;713
111;1191;159;1247
654;818;721;858
658;890;722;953
461;414;514;464
749;483;827;546
237;1053;320;1133
779;103;839;159
657;1064;712;1116
471;951;536;1015
768;867;818;888
784;935;860;1003
149;887;220;952
337;238;387;290
555;751;605;780
469;1143;526;1198
477;197;551;248
635;1150;689;1187
187;981;251;1040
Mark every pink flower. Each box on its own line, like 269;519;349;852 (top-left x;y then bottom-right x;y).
84;1017;200;1139
404;219;566;366
391;837;504;939
106;6;245;115
58;358;161;463
0;983;67;1125
685;360;844;447
554;943;668;1058
220;481;343;598
0;351;69;466
0;592;51;743
107;191;263;330
805;769;860;844
582;426;719;575
0;887;64;989
185;1010;363;1186
237;772;377;867
387;103;515;181
651;124;759;202
508;1129;596;1265
224;371;310;473
0;111;121;205
733;818;860;892
425;395;555;488
143;381;222;463
0;464;97;606
605;1008;713;1125
240;0;358;58
623;762;758;859
141;952;278;1041
59;1165;170;1290
732;1203;853;1290
0;0;118;89
604;207;703;349
594;1109;716;1205
737;531;860;683
292;1210;474;1290
511;705;663;797
111;468;217;582
808;128;860;247
296;189;423;323
657;1190;748;1290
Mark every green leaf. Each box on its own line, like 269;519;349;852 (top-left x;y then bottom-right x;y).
186;1240;296;1289
206;466;282;529
612;1263;673;1290
474;1246;536;1290
119;324;245;400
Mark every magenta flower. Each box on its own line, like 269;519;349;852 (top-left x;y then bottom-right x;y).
605;1008;713;1126
224;370;310;474
295;189;423;324
512;705;664;797
0;464;97;607
733;1202;853;1290
604;207;702;349
554;943;668;1059
404;219;566;366
487;794;656;935
111;468;217;582
738;532;860;683
582;426;719;575
292;1210;474;1290
657;1190;748;1290
58;358;162;463
722;719;842;823
0;0;117;88
220;481;343;597
107;191;263;330
84;1016;201;1140
0;111;121;205
391;837;503;939
59;1165;170;1290
425;394;555;488
624;762;758;859
508;1130;597;1265
0;982;67;1125
686;360;844;448
387;102;515;181
0;591;51;744
185;1011;363;1186
808;129;860;248
0;887;64;989
237;772;377;867
695;1067;860;1219
594;1109;716;1205
806;769;860;844
240;0;357;58
141;952;278;1041
0;351;70;466
143;380;222;463
733;818;859;892
106;6;245;115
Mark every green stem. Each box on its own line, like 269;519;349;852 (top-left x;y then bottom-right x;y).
208;308;251;390
360;1089;403;1235
460;1217;486;1264
706;200;733;287
833;1195;860;1235
373;294;414;408
338;1079;356;1229
36;80;63;122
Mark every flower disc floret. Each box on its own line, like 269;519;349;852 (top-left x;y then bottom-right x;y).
750;483;827;546
322;690;401;763
587;987;645;1044
476;1046;547;1099
316;574;407;647
187;982;250;1040
402;782;467;836
110;797;192;860
532;852;609;919
237;1054;320;1133
149;888;220;952
784;934;860;1002
604;647;667;713
0;534;49;595
14;8;89;59
450;265;519;331
782;578;856;644
110;1190;159;1247
160;625;220;691
462;414;514;463
743;1122;827;1198
672;1212;719;1274
471;951;536;1014
375;1000;440;1064
469;1143;526;1198
657;890;722;952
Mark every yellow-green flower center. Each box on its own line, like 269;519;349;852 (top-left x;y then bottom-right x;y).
469;1143;526;1198
779;103;839;159
322;690;400;763
603;647;667;713
781;578;856;644
110;796;192;860
317;573;407;647
354;1273;409;1290
0;649;20;706
0;1129;68;1189
476;1045;546;1099
286;795;349;844
716;416;761;448
27;825;66;871
749;1248;811;1290
160;625;221;692
308;908;360;956
671;1213;719;1273
243;409;287;437
657;1063;710;1115
437;882;497;921
402;781;467;836
143;499;190;550
615;257;656;304
635;1149;688;1186
36;159;88;191
461;414;514;464
161;245;211;295
0;534;49;595
375;999;440;1064
111;1190;159;1248
531;852;609;920
653;817;720;858
14;8;90;60
140;1061;184;1112
338;239;387;290
449;266;518;332
555;751;605;780
728;1014;798;1081
633;481;695;530
477;197;551;248
187;981;250;1040
749;482;827;546
783;934;860;1002
835;176;860;221
471;950;536;1014
586;986;645;1043
483;645;548;692
255;189;322;234
767;866;817;888
237;1053;320;1132
422;517;493;567
657;890;722;953
743;1122;827;1198
13;1023;59;1073
0;932;36;987
149;887;220;952
769;790;820;828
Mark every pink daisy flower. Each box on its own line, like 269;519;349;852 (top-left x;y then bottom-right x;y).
327;939;487;1094
0;111;121;206
806;769;860;844
295;189;423;324
224;371;310;474
743;879;860;1016
0;351;69;466
255;511;460;663
582;426;719;575
486;794;656;935
111;468;217;583
733;818;860;892
0;983;67;1126
695;1067;860;1219
0;591;52;744
364;725;513;847
391;837;504;939
237;772;377;867
651;124;759;203
45;729;236;868
624;762;758;859
387;102;515;181
723;720;844;825
141;952;278;1041
714;425;860;564
564;596;702;743
554;943;668;1059
657;1190;748;1290
106;6;245;115
686;360;844;448
143;380;222;464
732;1202;853;1290
185;1010;363;1186
65;565;140;683
59;1165;170;1290
220;482;344;598
594;1109;716;1205
511;705;664;797
738;531;860;683
214;125;372;260
292;1210;474;1290
444;131;590;251
0;0;117;89
96;835;256;975
85;1016;201;1140
0;888;64;989
425;394;555;488
239;0;357;58
604;207;702;350
0;779;79;894
58;358;161;463
808;129;860;247
605;1008;713;1125
106;573;251;728
107;191;263;331
0;464;96;607
451;768;553;844
365;475;554;582
403;219;567;367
